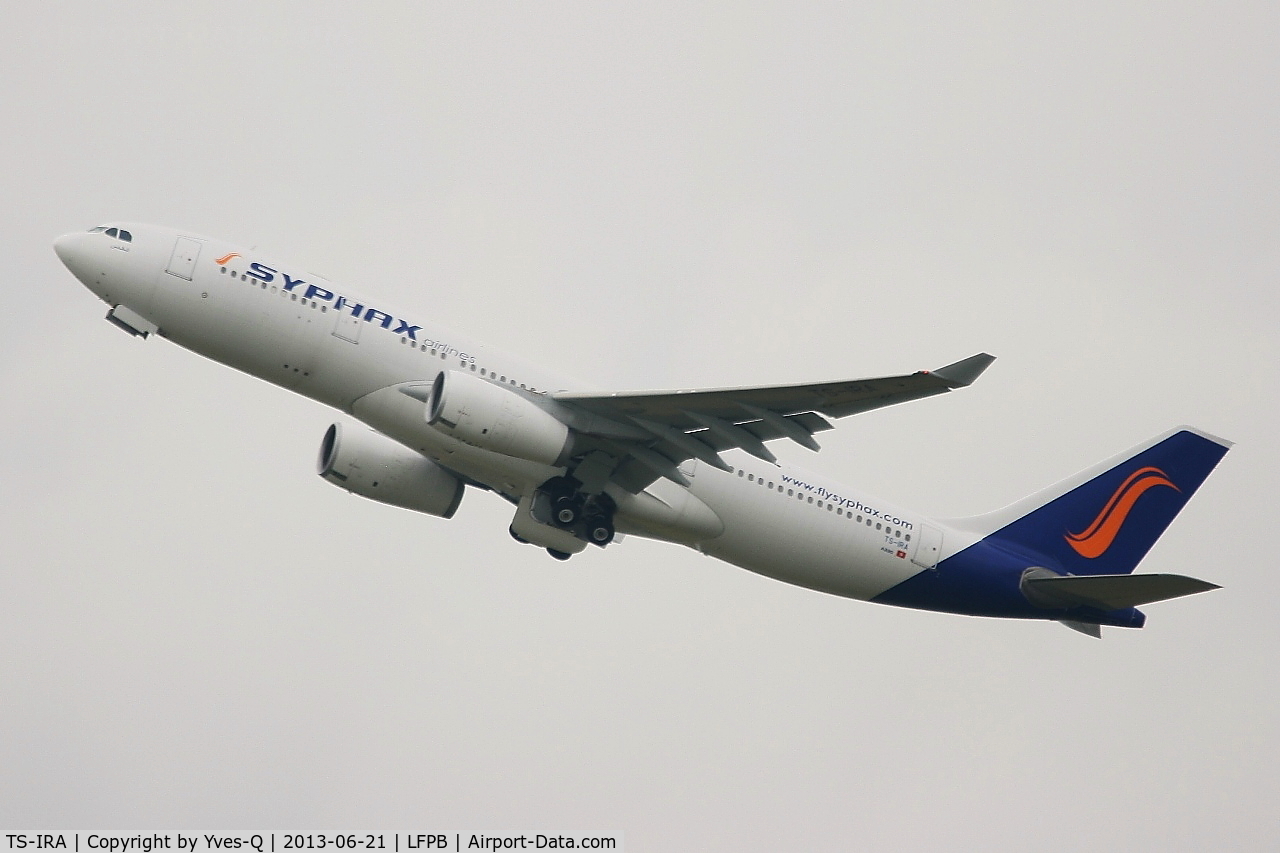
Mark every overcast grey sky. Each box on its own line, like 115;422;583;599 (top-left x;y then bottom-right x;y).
3;2;1277;849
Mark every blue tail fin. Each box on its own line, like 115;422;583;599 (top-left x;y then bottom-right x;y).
951;427;1231;576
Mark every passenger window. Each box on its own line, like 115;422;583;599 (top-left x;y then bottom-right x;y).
905;534;911;541
876;523;882;530
787;489;793;496
738;470;744;477
807;497;814;504
748;474;754;482
471;364;477;371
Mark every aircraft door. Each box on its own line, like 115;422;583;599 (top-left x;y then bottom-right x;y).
333;308;360;343
911;524;943;569
166;236;202;280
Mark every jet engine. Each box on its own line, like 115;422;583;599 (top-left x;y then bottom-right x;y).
426;370;573;466
317;422;464;518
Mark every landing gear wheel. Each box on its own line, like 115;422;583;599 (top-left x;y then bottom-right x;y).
553;495;581;527
582;493;617;547
587;519;614;545
547;548;572;561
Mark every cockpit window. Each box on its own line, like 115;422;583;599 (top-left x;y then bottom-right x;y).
89;225;133;242
88;225;133;246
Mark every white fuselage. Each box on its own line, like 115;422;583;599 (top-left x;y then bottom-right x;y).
56;224;963;603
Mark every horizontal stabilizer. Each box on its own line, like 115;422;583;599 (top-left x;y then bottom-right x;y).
1025;572;1220;612
1058;619;1103;638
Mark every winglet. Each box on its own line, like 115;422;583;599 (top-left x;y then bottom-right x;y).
931;352;996;387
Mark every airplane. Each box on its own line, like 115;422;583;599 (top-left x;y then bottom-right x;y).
53;222;1232;636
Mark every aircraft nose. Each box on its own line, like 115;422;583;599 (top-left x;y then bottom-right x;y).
53;232;75;264
53;232;93;283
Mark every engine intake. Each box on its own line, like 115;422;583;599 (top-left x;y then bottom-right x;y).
318;423;464;518
426;370;572;466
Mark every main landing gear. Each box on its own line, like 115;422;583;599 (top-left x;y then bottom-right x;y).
534;475;617;553
509;525;572;560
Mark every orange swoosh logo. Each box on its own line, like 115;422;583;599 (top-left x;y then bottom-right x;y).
1065;466;1179;558
215;252;242;265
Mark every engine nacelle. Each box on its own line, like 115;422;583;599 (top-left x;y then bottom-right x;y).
317;423;464;518
426;370;572;466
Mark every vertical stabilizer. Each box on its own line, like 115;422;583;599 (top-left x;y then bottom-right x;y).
949;427;1231;577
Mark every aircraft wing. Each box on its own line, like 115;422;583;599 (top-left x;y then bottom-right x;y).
551;352;994;491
